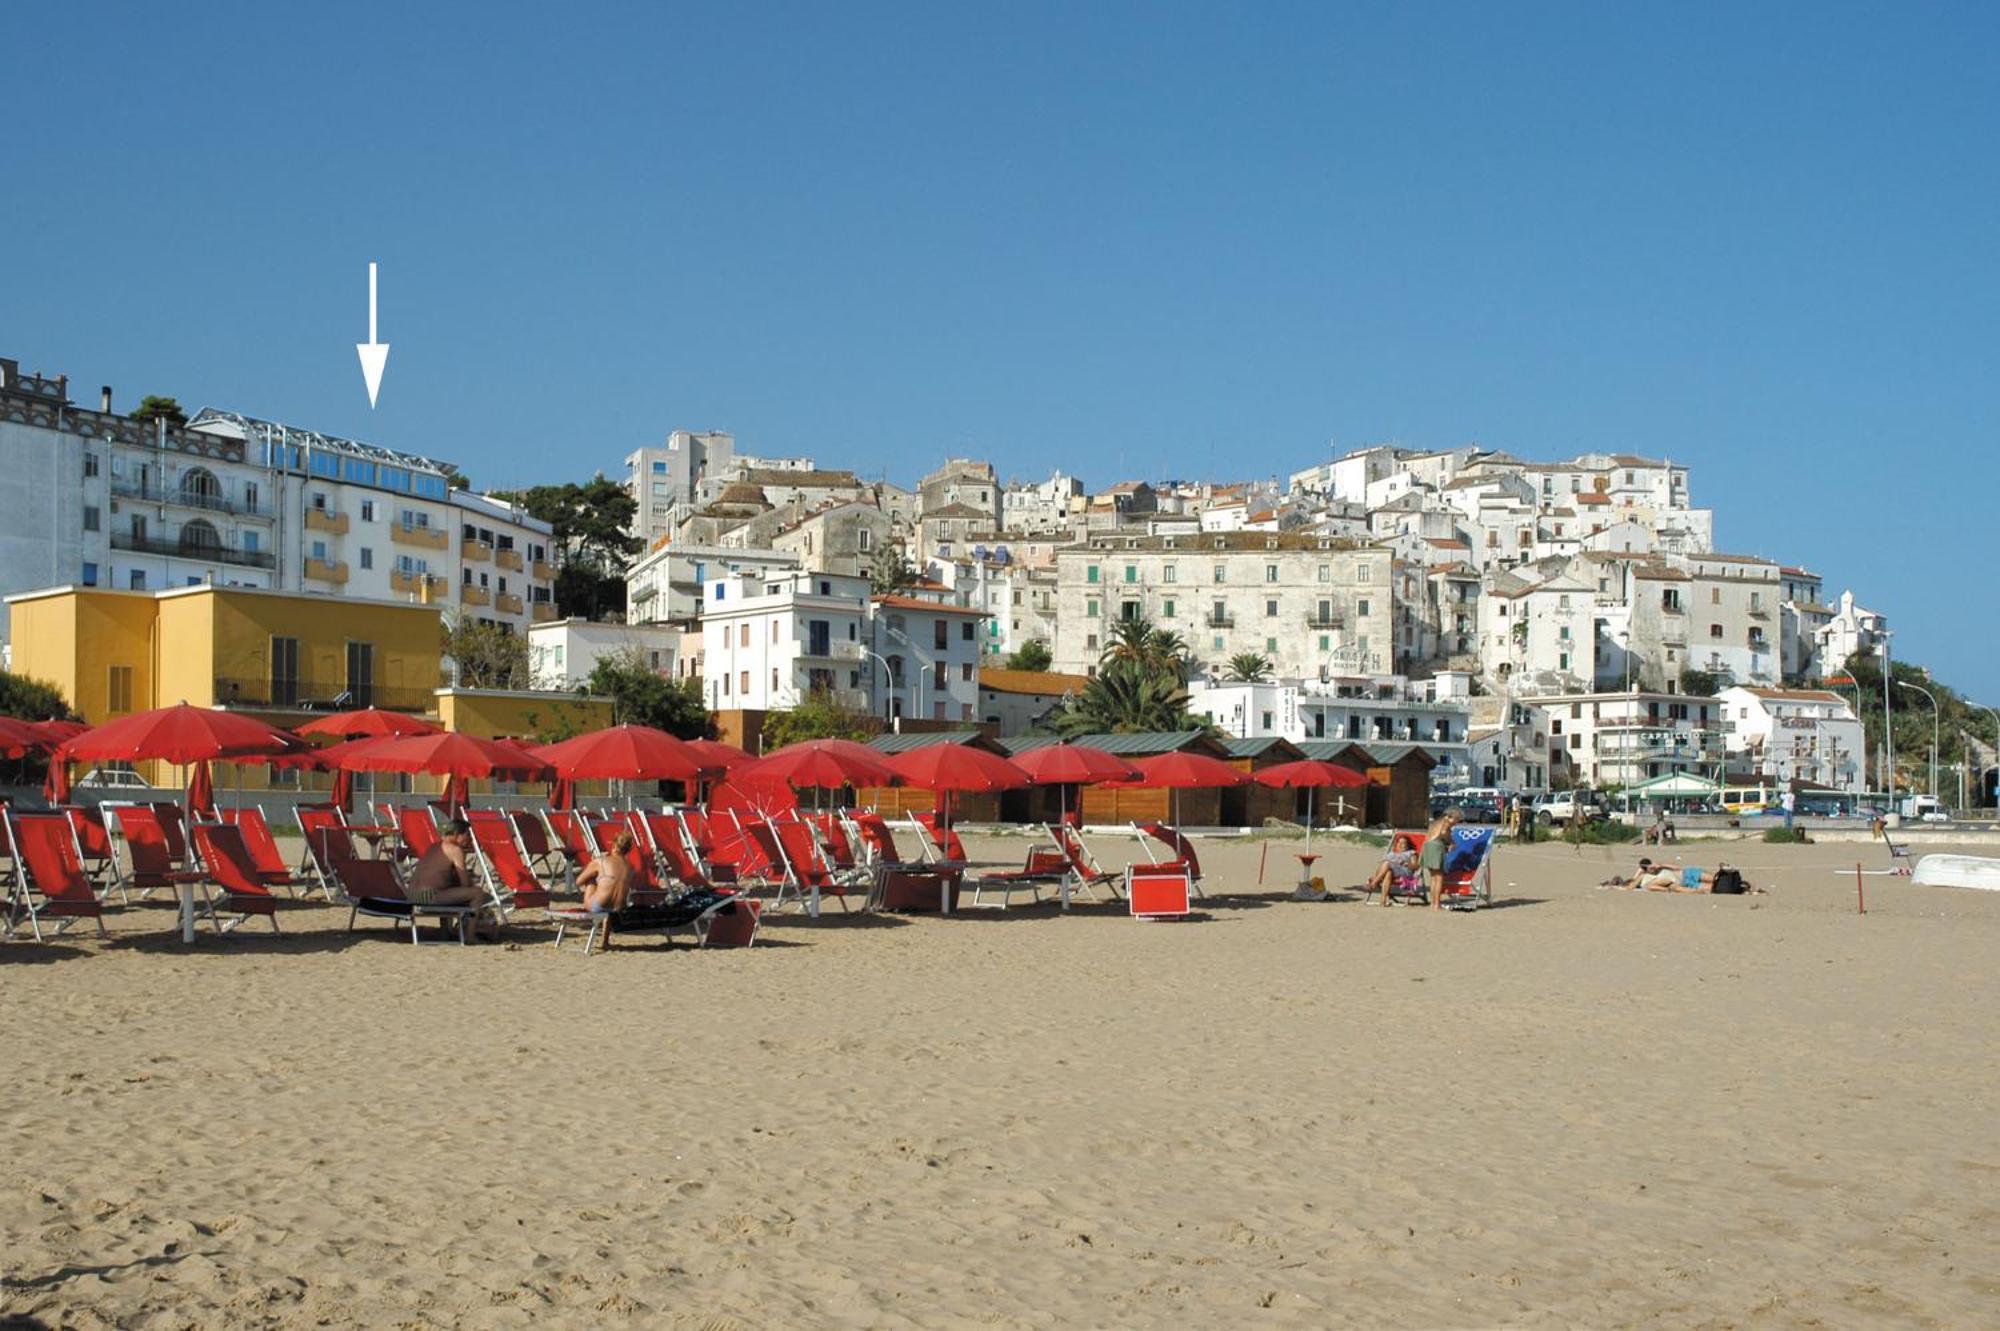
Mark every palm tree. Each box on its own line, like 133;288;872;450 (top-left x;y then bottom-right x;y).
1100;617;1157;666
1054;658;1192;737
1223;652;1273;683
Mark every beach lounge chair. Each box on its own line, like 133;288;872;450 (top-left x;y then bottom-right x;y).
332;855;476;945
467;809;558;914
148;801;191;869
297;807;360;900
4;810;109;942
188;822;282;933
65;806;120;896
220;806;311;894
905;811;969;864
1126;861;1194;920
542;809;597;868
510;809;564;878
586;815;668;906
970;840;1068;908
1134;822;1208;900
396;805;443;860
848;811;915;868
107;804;204;903
1049;821;1125;909
1392;828;1495;910
550;887;754;955
874;864;964;913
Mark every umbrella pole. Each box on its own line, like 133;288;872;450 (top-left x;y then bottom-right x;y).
1307;787;1314;853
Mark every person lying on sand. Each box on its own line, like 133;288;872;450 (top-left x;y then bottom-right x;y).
1602;857;1752;894
1364;834;1421;905
575;829;634;914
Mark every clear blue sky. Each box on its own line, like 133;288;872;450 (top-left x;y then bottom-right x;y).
8;3;1994;696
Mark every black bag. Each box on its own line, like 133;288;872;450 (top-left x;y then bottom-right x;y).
1711;866;1745;895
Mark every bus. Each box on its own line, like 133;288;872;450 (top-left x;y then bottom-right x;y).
1720;784;1779;815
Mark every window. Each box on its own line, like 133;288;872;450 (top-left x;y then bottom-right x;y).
1265;564;1279;583
961;620;974;641
1318;634;1329;650
359;547;374;570
1318;564;1330;582
107;665;134;713
128;569;146;590
271;636;300;707
961;662;973;682
1213;564;1226;582
1711;587;1721;604
1710;624;1723;639
1086;599;1100;618
932;661;946;690
1357;563;1372;583
83;505;100;532
1163;599;1175;618
1086;566;1099;584
311;539;328;561
360;500;375;522
740;671;751;693
243;531;260;554
933;620;949;650
653;460;667;474
1265;599;1278;618
1212;635;1224;651
1164;565;1177;583
859;528;872;552
83;453;99;479
739;624;750;647
346;641;374;706
1086;634;1098;650
81;562;99;587
1266;637;1278;652
1124;565;1136;583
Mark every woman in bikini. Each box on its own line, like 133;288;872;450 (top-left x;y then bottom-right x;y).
574;828;635;915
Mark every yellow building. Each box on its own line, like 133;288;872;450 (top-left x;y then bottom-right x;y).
8;583;445;722
434;687;611;743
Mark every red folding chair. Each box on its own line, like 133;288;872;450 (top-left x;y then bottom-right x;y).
397;805;442;860
220;806;311;893
1050;822;1125;909
510;809;563;877
1136;822;1207;900
189;822;281;933
65;806;119;896
5;810;109;941
108;804;204;902
1126;861;1193;920
467;809;556;913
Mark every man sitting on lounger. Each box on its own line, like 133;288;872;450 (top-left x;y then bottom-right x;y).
406;817;498;938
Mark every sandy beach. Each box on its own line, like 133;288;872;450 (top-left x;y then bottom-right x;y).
4;830;1998;1328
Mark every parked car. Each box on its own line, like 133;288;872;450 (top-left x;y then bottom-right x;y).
1532;792;1604;825
76;767;156;791
1452;795;1504;824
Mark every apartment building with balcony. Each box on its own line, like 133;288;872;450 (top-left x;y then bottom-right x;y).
870;590;985;723
1519;690;1725;789
700;569;873;714
1187;678;1472;781
1715;685;1865;792
1050;532;1395;682
625;540;801;626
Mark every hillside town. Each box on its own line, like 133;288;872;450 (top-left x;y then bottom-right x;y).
0;352;1919;802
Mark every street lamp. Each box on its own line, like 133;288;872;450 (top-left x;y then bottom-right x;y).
859;647;894;725
1896;680;1939;802
1877;630;1895;800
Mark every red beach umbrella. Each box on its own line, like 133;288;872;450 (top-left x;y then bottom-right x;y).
294;707;441;740
1011;743;1140;828
683;738;753;773
29;718;89;749
887;745;1030;837
1252;759;1370;849
63;702;301;765
743;739;899;791
335;732;551;812
0;715;43;758
535;724;704;781
1129;749;1250;830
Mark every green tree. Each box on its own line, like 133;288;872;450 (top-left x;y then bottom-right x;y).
1223;651;1274;683
868;536;920;595
584;649;713;738
445;469;472;491
1679;667;1722;697
1053;658;1193;737
762;688;876;748
0;672;76;721
1002;640;1054;672
130;395;187;426
491;478;643;620
442;618;530;690
1100;617;1191;680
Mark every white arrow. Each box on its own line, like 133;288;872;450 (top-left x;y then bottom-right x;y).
355;261;390;407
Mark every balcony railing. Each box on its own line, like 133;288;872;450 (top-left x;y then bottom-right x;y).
531;559;557;581
530;602;560;623
110;479;273;519
495;592;524;615
392;522;449;550
304;508;350;535
1206;612;1234;628
799;640;864;664
304;557;349;584
495;547;524;572
390;569;448;597
213;676;435;713
462;538;493;562
110;530;276;570
460;583;492;607
1306;614;1344;629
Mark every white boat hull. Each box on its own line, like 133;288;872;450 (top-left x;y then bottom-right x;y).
1911;855;2000;891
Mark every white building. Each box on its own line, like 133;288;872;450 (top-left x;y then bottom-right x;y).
1520;691;1726;789
1188;679;1473;783
1813;590;1889;677
1000;470;1083;534
625;430;738;543
528;618;686;690
870;591;986;724
700;569;872;714
625;541;800;626
1051;532;1396;683
0;360;555;646
1715;686;1865;792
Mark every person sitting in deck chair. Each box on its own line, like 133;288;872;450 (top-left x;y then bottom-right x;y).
1364;834;1422;906
406;818;498;939
575;828;635;916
